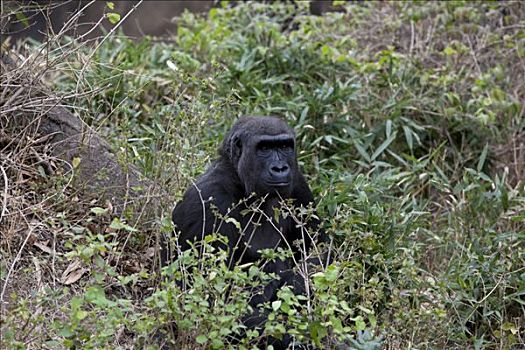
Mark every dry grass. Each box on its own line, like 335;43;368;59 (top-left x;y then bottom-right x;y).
1;0;156;330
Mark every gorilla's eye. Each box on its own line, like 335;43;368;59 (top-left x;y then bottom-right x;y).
257;142;272;154
257;139;293;154
279;142;294;152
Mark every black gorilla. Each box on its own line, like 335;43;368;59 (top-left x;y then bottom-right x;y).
163;116;328;347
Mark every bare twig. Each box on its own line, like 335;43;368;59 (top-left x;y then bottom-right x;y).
0;164;7;222
1;222;38;302
75;0;144;94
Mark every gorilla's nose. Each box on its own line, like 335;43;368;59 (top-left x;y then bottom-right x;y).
270;162;290;182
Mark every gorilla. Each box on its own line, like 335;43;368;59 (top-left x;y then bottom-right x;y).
162;116;328;348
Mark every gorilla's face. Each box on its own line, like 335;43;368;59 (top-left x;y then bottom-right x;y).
227;118;297;198
243;133;295;196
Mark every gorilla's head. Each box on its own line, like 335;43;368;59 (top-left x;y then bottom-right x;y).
221;116;298;197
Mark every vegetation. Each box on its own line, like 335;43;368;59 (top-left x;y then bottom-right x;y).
1;1;524;349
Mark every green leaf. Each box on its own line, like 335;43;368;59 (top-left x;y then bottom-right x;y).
107;12;121;24
196;334;208;344
273;207;280;224
402;125;413;152
85;286;108;307
75;310;88;321
385;119;393;138
444;46;458;56
107;1;115;10
109;218;138;232
354;315;366;331
312;272;328;290
502;322;519;335
58;325;74;338
109;218;125;230
371;132;397;161
211;339;224;349
15;12;29;28
70;296;84;310
325;265;339;282
353;140;371;162
90;207;108;215
477;143;489;172
225;217;241;230
37;165;47;178
330;316;343;333
321;44;331;56
72;157;81;169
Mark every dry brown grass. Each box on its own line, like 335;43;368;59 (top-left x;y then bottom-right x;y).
0;1;158;332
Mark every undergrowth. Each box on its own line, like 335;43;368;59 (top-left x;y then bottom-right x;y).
1;1;524;349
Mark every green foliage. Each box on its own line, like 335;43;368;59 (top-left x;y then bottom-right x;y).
3;1;524;349
148;240;268;349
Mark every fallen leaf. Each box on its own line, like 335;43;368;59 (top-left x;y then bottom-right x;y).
34;241;53;255
60;260;88;285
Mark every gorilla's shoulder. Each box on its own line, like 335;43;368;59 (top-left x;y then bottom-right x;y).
185;159;243;210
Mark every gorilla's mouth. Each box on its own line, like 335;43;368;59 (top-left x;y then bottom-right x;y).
266;181;290;187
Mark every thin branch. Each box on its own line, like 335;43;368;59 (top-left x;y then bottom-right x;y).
0;164;7;221
75;0;144;94
1;222;38;302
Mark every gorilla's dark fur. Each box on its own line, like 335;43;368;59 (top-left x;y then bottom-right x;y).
162;116;328;348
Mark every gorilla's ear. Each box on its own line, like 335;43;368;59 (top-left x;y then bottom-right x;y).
230;134;242;161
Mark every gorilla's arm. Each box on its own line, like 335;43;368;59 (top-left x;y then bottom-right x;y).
172;161;241;253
